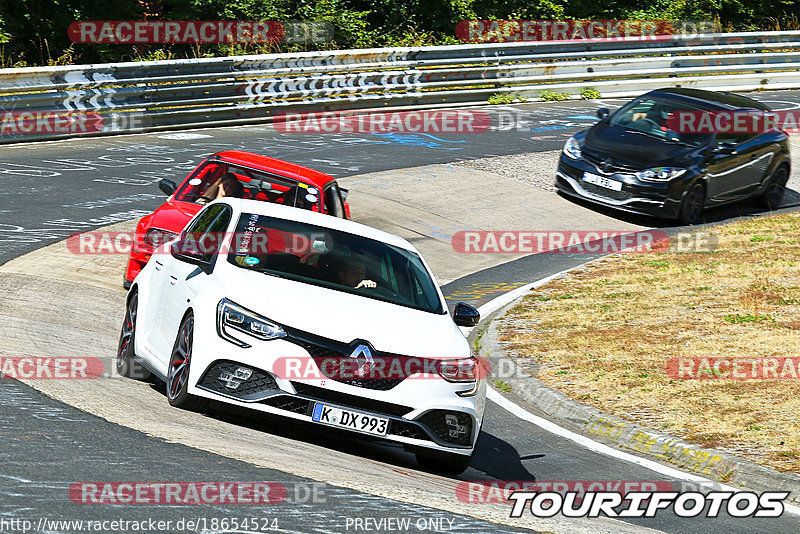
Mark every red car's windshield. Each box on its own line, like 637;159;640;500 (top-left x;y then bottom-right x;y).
175;161;323;212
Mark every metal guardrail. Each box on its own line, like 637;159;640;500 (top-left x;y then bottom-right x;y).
2;30;800;143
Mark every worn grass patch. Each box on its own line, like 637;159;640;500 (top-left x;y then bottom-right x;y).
499;211;800;473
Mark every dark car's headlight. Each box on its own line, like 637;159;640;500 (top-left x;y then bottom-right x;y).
563;136;582;159
217;299;286;348
635;167;686;182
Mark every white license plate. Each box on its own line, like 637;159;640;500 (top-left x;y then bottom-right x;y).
311;403;389;437
583;172;623;191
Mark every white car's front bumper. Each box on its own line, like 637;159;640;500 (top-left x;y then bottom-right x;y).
187;322;485;455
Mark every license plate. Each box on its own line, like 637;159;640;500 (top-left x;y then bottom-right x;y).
311;403;389;437
583;172;623;191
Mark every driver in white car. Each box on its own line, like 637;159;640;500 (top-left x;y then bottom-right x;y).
336;256;377;289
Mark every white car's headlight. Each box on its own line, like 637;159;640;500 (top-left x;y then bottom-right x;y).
217;298;286;348
635;167;686;182
437;357;486;397
563;136;582;159
437;358;479;383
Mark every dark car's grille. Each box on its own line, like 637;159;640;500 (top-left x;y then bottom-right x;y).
389;420;429;441
291;382;413;417
418;410;473;446
260;395;311;415
582;151;637;173
580;182;633;201
283;328;406;391
198;360;278;401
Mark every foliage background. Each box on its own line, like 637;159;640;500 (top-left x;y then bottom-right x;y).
1;0;799;67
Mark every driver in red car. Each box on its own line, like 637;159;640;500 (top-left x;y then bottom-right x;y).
215;173;245;199
199;173;245;203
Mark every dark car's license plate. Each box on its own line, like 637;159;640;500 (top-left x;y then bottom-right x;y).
584;172;623;191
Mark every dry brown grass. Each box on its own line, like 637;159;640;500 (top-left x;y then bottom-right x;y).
499;211;800;473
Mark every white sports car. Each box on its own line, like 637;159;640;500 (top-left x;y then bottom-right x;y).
117;198;486;474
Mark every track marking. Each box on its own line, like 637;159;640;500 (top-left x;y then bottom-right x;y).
477;272;800;516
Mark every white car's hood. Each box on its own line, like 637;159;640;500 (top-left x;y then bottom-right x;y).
220;266;468;359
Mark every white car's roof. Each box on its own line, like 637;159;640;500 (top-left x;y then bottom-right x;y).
213;198;417;252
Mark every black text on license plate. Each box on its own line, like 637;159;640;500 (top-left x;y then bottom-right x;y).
311;403;388;436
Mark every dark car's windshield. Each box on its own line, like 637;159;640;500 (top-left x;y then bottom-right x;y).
174;161;324;212
610;96;712;147
227;214;446;314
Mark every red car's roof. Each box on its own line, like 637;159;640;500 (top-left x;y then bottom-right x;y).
211;150;336;188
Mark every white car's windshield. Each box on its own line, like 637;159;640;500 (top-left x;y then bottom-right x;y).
227;214;446;314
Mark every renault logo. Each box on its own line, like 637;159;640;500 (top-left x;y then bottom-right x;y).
349;344;374;377
601;158;614;172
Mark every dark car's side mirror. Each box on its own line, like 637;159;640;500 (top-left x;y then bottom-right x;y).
170;241;212;274
713;142;738;155
159;178;177;196
453;302;480;327
596;108;610;121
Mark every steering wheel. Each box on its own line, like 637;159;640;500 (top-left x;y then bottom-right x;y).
636;117;661;130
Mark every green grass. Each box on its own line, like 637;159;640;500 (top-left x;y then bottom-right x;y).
723;313;774;324
492;379;512;393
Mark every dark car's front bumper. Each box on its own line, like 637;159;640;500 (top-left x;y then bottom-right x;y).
555;155;685;219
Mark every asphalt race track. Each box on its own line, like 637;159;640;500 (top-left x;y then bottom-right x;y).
3;92;800;533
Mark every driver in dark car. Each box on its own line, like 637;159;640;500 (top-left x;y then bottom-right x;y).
336;256;377;289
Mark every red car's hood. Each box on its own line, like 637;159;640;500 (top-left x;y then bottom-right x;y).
146;199;203;232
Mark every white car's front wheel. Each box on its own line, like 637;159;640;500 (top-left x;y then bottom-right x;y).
167;313;209;412
116;291;153;381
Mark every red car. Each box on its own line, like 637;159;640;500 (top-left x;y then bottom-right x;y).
124;150;350;289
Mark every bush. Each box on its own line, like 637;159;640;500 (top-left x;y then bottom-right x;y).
539;90;572;102
487;93;517;105
580;87;601;100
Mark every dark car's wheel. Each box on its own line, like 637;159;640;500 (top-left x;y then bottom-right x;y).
755;165;789;210
415;450;473;476
167;313;209;412
116;291;153;381
678;184;705;226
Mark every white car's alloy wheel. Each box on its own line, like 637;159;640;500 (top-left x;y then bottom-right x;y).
167;314;208;412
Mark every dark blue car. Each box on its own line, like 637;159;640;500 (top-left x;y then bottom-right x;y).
556;88;791;225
